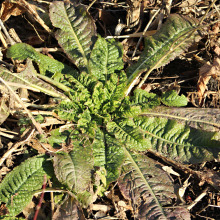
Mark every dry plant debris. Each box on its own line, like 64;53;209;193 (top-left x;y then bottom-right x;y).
0;0;220;219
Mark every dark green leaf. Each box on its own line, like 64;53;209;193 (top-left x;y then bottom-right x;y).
126;14;200;94
49;1;96;72
53;144;93;193
0;155;52;216
118;150;181;219
134;116;220;163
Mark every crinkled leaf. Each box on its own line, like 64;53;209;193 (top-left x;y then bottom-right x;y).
134;116;220;163
55;101;82;121
161;90;188;107
67;71;97;95
92;130;125;184
77;109;97;135
118;150;185;220
91;81;108;111
144;107;220;134
53;144;93;193
130;88;160;110
105;134;125;184
107;119;151;151
92;129;106;168
0;155;52;217
118;105;142;118
77;109;91;129
49;1;96;72
102;71;127;113
89;36;124;81
126;14;199;94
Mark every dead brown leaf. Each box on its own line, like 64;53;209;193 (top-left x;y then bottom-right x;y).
0;1;25;22
30;138;57;154
197;57;220;105
52;197;86;220
0;203;9;216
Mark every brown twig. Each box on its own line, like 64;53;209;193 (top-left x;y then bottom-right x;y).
0;77;44;134
0;128;35;167
18;0;51;33
131;8;161;58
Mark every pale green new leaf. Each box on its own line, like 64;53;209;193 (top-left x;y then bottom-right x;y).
106;119;151;151
0;155;52;217
161;90;188;107
102;71;127;113
118;150;186;220
55;101;82;121
91;81;108;111
49;1;96;72
134;116;220;163
89;36;124;81
53;144;93;193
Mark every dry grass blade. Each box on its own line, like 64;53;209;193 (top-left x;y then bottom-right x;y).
0;77;43;134
0;128;35;167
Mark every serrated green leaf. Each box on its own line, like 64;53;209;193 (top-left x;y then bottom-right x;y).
118;150;180;219
77;109;92;133
0;155;52;217
66;70;97;93
55;100;82;121
49;1;96;72
132;89;160;109
89;36;124;81
161;90;188;107
134;116;220;163
107;119;151;151
53;144;93;193
126;14;199;94
117;102;142;118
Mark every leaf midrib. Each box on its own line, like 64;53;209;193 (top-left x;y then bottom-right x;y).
141;112;220;129
3;162;45;204
64;5;89;71
127;25;194;81
123;147;168;219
